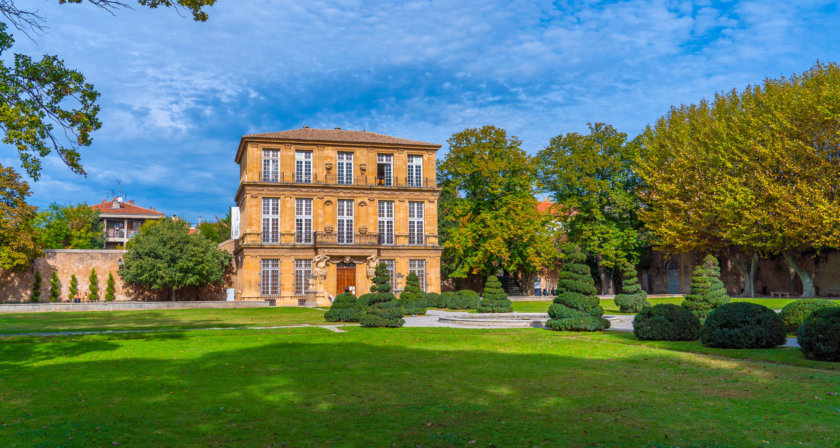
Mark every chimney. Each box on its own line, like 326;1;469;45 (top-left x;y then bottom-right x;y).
334;127;341;130
303;126;310;129
129;200;134;204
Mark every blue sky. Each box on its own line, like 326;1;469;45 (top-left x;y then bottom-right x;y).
4;0;840;223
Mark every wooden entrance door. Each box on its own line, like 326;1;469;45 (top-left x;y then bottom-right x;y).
336;263;356;295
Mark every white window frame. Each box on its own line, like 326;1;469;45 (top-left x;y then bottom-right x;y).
295;198;312;244
407;155;423;187
382;259;396;290
337;199;354;244
377;154;393;186
409;259;426;292
260;259;280;296
295;150;312;183
294;259;311;295
408;201;424;245
262;149;280;182
378;200;394;245
337;152;353;185
262;198;280;244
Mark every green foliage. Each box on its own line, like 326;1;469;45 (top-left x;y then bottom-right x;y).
34;203;104;249
49;272;60;302
119;218;233;299
536;123;644;291
797;307;840;362
438;125;559;279
88;268;99;302
633;304;701;341
324;292;361;322
701;302;787;349
398;272;426;315
779;299;840;333
438;291;456;309
546;245;610;331
0;165;41;270
681;255;729;318
69;274;78;299
438;290;480;310
59;0;217;22
422;292;442;308
360;263;404;328
614;261;649;313
196;210;232;244
105;272;116;301
477;275;512;313
638;62;840;297
357;293;375;308
30;271;42;303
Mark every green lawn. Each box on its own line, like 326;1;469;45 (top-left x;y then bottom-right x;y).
1;326;839;447
0;307;327;333
512;297;799;314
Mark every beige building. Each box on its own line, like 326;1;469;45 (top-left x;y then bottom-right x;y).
232;127;443;306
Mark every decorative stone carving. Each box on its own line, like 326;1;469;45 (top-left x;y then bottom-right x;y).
325;224;334;233
359;163;366;173
310;255;330;293
324;200;333;206
325;162;333;171
358;226;367;234
365;255;379;278
359;201;367;207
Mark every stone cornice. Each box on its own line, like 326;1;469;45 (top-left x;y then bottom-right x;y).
235;183;441;204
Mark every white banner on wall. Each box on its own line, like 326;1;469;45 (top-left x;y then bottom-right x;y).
231;206;241;240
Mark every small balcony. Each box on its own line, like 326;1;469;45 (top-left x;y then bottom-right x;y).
258;171;436;189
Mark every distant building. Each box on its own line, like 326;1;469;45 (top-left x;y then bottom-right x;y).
90;197;165;249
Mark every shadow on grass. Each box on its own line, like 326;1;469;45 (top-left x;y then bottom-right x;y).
1;328;838;447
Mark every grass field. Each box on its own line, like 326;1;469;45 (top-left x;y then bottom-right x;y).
511;297;799;314
0;307;327;333
2;325;839;447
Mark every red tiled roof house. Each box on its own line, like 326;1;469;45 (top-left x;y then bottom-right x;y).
90;197;165;248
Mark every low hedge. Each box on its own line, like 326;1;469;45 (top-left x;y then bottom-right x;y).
450;290;480;309
779;299;840;333
700;302;786;349
423;292;442;308
633;304;701;341
324;292;361;322
797;307;840;362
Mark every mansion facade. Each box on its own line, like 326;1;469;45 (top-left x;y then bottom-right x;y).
232;127;443;306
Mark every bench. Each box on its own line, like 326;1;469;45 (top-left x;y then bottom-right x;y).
770;291;791;298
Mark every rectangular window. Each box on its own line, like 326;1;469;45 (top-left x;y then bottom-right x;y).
260;259;280;296
294;259;311;295
409;259;426;292
337;152;353;185
295;198;312;244
376;154;393;186
408;201;424;245
262;149;280;182
382;259;396;290
295;150;312;183
337;199;354;244
262;198;280;244
407;155;423;187
378;201;394;245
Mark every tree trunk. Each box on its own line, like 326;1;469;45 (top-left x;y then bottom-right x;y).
783;253;816;298
732;252;758;298
596;255;614;295
518;271;535;296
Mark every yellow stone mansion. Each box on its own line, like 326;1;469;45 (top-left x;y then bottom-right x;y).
232;127;443;306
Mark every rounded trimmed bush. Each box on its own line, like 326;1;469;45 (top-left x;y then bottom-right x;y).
633;304;701;341
359;263;404;328
780;299;840;333
439;291;456;308
477;275;512;313
399;272;426;315
797;307;840;361
700;302;786;348
423;292;442;308
324;292;360;322
444;290;480;310
357;293;376;308
546;245;609;332
614;261;650;313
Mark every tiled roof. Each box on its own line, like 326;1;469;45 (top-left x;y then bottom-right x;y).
536;201;555;214
90;199;165;216
243;127;439;148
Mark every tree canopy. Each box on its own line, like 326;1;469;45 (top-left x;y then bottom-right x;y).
35;203;104;249
0;164;41;269
638;62;840;297
119;218;232;299
536;123;644;294
196;210;231;244
438;126;559;287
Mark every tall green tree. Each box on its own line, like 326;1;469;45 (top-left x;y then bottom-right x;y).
438;126;559;291
536;123;643;294
196;210;232;244
35;203;104;249
0;1;214;180
638;62;840;297
119;218;232;300
0;164;41;270
88;268;99;301
49;271;60;302
105;272;116;301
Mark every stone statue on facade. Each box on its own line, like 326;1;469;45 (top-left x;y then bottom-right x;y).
310;255;330;293
365;255;379;278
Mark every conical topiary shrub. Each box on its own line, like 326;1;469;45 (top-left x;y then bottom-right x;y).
399;272;426;315
360;263;405;328
681;255;730;319
614;261;650;313
477;275;512;313
105;272;116;301
49;272;60;302
324;292;361;322
30;272;42;303
546;245;610;331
